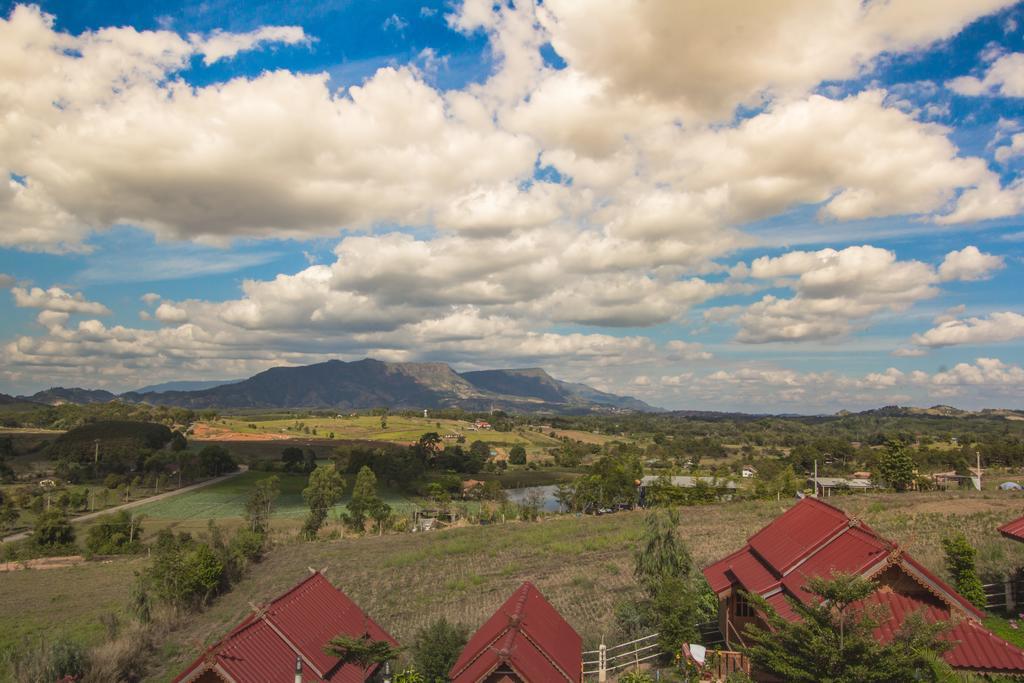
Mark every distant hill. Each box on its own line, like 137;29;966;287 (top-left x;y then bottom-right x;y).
22;387;117;406
125;359;657;413
133;379;243;394
461;368;656;411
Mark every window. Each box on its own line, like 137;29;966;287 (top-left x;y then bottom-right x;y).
734;591;754;618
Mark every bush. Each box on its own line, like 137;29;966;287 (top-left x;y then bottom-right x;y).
942;533;987;609
0;636;88;682
411;617;469;682
85;511;144;555
32;510;75;549
508;445;527;465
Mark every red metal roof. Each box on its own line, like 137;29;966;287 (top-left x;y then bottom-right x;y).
174;572;399;683
998;514;1024;542
703;497;1024;674
747;497;849;573
449;582;582;683
866;590;1024;673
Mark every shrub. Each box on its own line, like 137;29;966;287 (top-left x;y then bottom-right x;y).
411;617;469;683
32;509;75;549
85;510;144;555
942;533;987;609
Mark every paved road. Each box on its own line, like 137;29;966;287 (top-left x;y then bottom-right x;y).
0;465;248;544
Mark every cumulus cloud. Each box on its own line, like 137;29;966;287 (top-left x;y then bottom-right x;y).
539;0;1014;121
735;245;938;343
912;311;1024;348
947;52;1024;98
11;286;111;315
938;246;1005;281
154;302;188;324
995;132;1024;163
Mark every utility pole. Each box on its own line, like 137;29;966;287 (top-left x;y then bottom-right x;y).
813;460;818;497
93;439;100;481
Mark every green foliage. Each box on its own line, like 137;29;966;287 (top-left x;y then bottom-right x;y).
618;509;715;656
618;671;655;683
301;464;346;540
0;636;89;682
743;573;953;683
32;509;75;548
324;633;400;669
634;508;692;591
144;529;226;608
394;668;426;683
942;533;987;609
509;445;527;465
85;510;144;555
411;617;469;683
244;475;280;534
281;446;305;472
346;465;384;533
196;444;238;477
878;441;916;491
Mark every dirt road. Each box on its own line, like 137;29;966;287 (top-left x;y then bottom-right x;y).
0;466;247;544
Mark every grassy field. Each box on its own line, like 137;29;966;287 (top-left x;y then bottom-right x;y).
198;415;563;454
5;489;1024;681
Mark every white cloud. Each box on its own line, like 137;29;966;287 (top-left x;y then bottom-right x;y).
912;311;1024;347
0;274;14;289
736;245;939;343
938;246;1005;281
11;286;111;315
665;340;713;361
191;25;309;65
154;302;188;324
539;0;1014;121
141;292;161;304
947;52;1024;98
995;132;1024;163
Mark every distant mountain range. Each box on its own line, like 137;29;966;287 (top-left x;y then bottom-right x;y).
19;387;118;405
132;379;243;394
114;359;658;413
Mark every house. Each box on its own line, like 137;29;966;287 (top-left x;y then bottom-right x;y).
474;420;492;430
462;479;485;498
852;471;871;480
173;571;398;683
449;582;581;683
703;497;1024;677
741;466;757;478
931;471;981;491
807;476;873;496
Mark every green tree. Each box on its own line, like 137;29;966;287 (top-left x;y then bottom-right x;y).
346;465;383;533
32;509;75;548
617;509;715;655
324;633;400;670
941;533;987;609
197;444;237;477
301;464;346;540
878;441;915;491
244;475;280;534
411;617;469;683
85;510;144;555
743;573;952;683
281;447;304;473
508;445;527;465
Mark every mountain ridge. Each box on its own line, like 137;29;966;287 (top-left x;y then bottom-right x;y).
118;359;658;413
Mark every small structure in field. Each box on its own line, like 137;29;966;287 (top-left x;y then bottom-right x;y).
740;466;757;478
704;497;1024;677
173;570;398;682
807;476;873;496
449;581;581;683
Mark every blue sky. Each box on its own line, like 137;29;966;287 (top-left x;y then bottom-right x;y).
1;0;1023;412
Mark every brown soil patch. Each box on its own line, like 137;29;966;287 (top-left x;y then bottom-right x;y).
0;555;86;572
190;422;290;442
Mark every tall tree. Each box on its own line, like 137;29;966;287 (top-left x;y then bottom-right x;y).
301;465;346;540
244;475;280;534
346;465;387;533
878;441;915;491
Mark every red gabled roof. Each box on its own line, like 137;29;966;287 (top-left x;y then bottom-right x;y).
703;497;1024;674
449;582;582;683
174;572;398;683
867;590;1024;673
998;514;1024;543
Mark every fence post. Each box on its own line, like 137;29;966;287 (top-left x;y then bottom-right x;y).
598;643;607;683
1006;575;1016;613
